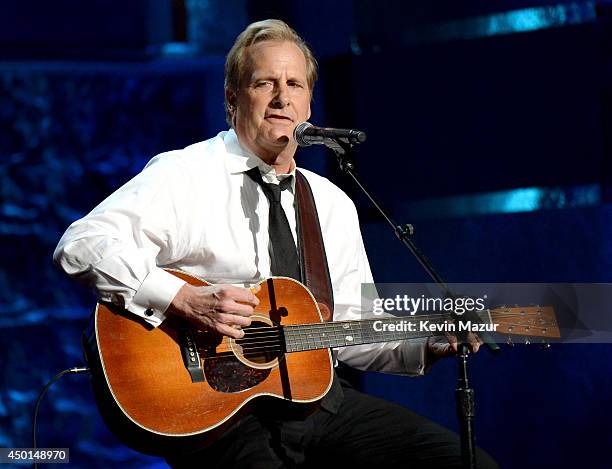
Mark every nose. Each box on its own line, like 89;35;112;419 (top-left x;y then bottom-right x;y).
271;83;290;108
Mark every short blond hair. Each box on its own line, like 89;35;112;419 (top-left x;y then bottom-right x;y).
224;19;318;126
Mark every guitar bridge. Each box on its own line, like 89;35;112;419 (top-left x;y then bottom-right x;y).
178;328;205;383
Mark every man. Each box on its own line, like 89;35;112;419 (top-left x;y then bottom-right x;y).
54;19;496;468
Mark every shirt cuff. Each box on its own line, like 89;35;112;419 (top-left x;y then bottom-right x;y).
401;337;428;376
129;268;186;327
421;335;450;374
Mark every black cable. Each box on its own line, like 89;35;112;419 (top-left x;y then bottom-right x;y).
32;366;90;469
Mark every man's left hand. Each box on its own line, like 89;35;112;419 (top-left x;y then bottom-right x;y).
427;332;484;359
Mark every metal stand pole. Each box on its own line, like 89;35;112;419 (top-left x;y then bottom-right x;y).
325;138;497;469
456;343;476;469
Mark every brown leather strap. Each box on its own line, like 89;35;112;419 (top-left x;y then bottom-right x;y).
295;170;334;321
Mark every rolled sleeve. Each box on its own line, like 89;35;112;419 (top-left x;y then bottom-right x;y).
53;151;190;328
337;335;428;377
129;268;186;326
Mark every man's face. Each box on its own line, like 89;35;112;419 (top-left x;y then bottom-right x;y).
229;40;312;163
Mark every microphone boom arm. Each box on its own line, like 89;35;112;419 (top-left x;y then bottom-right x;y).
326;138;451;294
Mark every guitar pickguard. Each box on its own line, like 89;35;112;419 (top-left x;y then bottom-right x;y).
203;353;270;393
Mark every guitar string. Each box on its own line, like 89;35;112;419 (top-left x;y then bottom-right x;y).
202;328;549;362
189;313;556;356
238;314;552;339
238;334;282;342
238;320;550;342
206;338;403;356
206;329;462;358
240;331;281;338
210;319;558;354
242;315;553;333
207;329;504;358
242;308;550;324
255;311;550;326
239;328;423;344
203;324;558;358
244;314;552;333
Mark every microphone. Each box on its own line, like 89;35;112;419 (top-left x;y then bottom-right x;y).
294;122;367;147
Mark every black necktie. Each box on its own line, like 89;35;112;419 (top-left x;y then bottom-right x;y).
246;167;301;280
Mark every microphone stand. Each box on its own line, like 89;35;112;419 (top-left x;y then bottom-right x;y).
324;137;499;469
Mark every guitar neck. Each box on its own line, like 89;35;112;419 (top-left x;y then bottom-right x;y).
283;314;458;352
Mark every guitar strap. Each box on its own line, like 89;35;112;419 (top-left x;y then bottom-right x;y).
294;170;344;414
295;170;334;321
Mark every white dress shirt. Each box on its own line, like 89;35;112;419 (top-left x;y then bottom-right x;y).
53;130;427;375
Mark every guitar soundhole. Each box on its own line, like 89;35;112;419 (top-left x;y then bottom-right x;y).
234;320;284;365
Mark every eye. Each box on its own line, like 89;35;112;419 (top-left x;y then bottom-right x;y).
254;81;273;89
288;81;304;88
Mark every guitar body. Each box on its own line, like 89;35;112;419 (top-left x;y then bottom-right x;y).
84;271;333;455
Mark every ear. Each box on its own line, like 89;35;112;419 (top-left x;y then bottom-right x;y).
225;89;238;127
225;88;237;111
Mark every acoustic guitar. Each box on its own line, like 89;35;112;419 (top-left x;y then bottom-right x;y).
83;270;559;455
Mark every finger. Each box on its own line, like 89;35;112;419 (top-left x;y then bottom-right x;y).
431;342;456;358
446;333;458;352
217;313;252;328
222;285;260;307
217;323;244;339
443;343;456;356
467;333;481;353
216;301;255;317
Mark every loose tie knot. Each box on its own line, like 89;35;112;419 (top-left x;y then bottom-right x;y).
247;167;292;203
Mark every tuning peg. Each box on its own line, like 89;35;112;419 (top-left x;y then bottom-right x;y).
541;340;550;350
525;337;531;345
506;336;514;347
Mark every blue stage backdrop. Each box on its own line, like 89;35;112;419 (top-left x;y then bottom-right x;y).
1;1;611;468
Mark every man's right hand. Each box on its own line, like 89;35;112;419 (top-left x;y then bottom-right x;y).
167;283;260;339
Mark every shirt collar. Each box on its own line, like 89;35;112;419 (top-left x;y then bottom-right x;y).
223;129;297;188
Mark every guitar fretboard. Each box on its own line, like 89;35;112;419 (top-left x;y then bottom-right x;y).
283;314;455;352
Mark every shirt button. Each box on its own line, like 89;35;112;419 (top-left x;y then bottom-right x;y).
145;308;154;317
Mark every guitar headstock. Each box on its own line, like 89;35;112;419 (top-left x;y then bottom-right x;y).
489;306;560;340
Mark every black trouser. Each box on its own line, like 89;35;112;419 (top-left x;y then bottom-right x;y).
165;379;498;469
